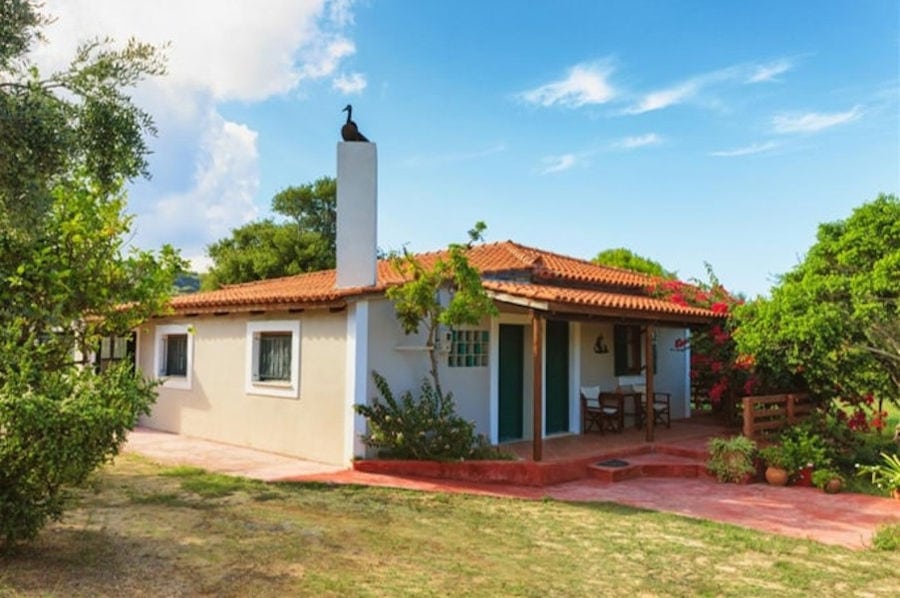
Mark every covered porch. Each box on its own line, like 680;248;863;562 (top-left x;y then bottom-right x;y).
485;288;721;461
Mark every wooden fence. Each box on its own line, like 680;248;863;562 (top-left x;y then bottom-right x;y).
741;393;814;438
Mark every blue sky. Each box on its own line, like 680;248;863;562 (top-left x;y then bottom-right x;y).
38;1;899;297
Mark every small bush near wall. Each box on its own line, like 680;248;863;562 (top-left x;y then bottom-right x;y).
355;371;503;461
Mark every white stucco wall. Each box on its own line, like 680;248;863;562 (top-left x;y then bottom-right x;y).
578;322;690;419
138;310;348;465
365;297;492;436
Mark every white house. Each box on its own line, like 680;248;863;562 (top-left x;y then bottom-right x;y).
133;143;717;465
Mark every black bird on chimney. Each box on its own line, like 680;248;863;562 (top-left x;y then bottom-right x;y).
341;104;369;142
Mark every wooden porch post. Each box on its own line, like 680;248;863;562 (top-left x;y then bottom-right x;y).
532;311;543;462
645;324;655;443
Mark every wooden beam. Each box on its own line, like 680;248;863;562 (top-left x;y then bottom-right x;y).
532;311;543;462
645;324;655;443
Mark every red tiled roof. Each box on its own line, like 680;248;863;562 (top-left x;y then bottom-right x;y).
481;281;716;320
168;241;714;322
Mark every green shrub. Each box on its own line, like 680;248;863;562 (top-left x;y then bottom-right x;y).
872;523;900;551
707;436;757;483
856;452;900;495
0;364;156;549
355;371;501;461
779;426;831;471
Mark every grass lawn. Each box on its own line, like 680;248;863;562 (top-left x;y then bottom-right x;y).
1;454;898;597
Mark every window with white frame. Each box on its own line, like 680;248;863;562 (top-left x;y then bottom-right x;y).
154;324;193;389
448;329;489;367
246;320;300;398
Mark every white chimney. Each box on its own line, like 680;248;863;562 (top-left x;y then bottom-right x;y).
336;142;377;288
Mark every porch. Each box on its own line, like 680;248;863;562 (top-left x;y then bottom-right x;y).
354;414;733;487
504;413;730;463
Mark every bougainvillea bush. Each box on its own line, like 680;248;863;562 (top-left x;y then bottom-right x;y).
650;266;757;413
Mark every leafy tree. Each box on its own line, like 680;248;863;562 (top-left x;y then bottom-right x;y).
386;222;498;398
355;224;501;461
734;194;900;429
593;248;675;278
0;0;181;548
203;177;336;289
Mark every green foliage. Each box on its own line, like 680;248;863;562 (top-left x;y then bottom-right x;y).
811;468;843;490
778;426;831;471
0;1;180;548
856;452;900;493
872;523;900;551
386;222;498;397
734;195;900;413
759;445;792;472
706;436;757;483
355;371;502;461
0;363;157;547
203;177;336;289
593;247;675;278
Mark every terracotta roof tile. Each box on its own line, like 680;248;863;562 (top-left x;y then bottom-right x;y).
168;240;712;321
481;280;716;319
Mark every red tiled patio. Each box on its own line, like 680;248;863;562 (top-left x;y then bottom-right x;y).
125;427;900;550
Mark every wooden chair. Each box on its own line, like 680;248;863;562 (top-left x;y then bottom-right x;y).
652;392;671;428
597;392;625;433
580;386;604;433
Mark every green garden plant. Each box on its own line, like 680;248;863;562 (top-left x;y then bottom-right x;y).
355;371;501;461
707;436;757;483
856;452;900;497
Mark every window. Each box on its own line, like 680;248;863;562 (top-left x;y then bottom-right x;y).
154;324;194;389
95;333;135;373
613;325;657;376
246;320;300;398
614;325;642;376
163;334;188;376
258;333;291;381
448;329;489;367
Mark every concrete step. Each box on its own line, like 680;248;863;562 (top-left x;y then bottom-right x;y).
586;452;711;483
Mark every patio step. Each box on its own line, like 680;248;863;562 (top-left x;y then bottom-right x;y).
586;451;711;483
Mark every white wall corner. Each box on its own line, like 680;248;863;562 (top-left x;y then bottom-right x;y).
336;142;378;289
344;301;370;465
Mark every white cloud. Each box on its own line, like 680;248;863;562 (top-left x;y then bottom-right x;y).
333;72;367;94
623;81;699;115
621;58;794;115
612;133;663;149
33;1;362;264
136;113;260;268
520;61;616;108
747;59;793;83
540;154;578;174
772;106;863;133
710;141;780;157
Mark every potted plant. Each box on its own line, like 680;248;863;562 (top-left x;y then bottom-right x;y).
857;452;900;500
707;436;757;484
811;468;844;494
759;445;792;486
780;427;829;486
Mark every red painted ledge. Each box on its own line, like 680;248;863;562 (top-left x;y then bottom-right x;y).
352;447;652;487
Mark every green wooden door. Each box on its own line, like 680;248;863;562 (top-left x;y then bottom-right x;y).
498;324;524;442
545;320;569;434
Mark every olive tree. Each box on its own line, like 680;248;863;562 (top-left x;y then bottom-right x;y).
0;0;182;548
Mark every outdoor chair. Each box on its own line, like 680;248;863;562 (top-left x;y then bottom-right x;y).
652;392;671;428
597;392;625;433
580;386;604;433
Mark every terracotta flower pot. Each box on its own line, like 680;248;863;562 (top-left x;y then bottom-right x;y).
892;488;900;501
824;478;842;494
765;466;789;486
795;466;814;487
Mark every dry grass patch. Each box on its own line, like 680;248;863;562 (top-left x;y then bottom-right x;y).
1;454;898;596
